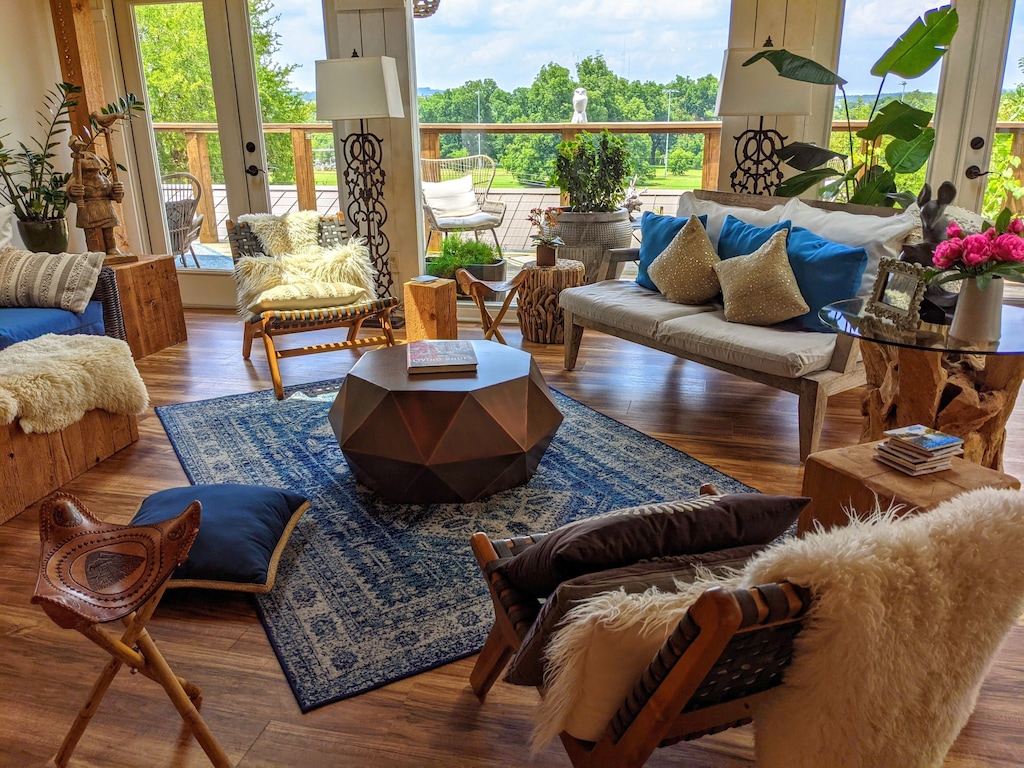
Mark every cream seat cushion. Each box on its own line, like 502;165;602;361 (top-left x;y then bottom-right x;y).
422;174;479;217
655;311;836;378
559;280;715;338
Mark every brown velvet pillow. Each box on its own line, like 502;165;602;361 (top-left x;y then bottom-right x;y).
495;493;809;598
505;543;766;686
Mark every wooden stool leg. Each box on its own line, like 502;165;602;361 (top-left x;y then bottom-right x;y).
135;630;232;768
55;656;124;767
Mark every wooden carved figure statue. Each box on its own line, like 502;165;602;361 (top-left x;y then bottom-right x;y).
68;111;128;257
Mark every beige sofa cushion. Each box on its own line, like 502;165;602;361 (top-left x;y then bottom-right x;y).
655;310;837;378
676;190;785;250
559;280;714;338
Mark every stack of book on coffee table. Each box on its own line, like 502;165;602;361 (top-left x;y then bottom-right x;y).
875;425;965;476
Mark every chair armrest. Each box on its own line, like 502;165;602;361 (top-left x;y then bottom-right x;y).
422;202;442;229
92;266;127;342
597;247;640;282
481;200;506;217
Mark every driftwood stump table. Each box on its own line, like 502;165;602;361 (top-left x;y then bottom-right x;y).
515;258;585;344
822;299;1024;471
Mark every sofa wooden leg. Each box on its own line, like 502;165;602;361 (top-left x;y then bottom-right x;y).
564;312;583;370
798;382;828;461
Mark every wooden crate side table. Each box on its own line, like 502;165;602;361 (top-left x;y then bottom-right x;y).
403;277;457;341
112;255;187;359
516;259;586;344
1;411;138;524
798;440;1020;535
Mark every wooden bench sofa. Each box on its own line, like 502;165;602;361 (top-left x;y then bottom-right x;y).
560;190;917;460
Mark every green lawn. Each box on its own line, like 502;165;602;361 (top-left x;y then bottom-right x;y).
311;167;703;191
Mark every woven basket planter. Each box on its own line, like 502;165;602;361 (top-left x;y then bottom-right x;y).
553;208;633;283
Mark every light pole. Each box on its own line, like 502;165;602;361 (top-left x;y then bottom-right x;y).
664;88;677;178
476;90;482;155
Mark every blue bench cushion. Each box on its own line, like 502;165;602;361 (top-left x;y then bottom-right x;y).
0;300;104;349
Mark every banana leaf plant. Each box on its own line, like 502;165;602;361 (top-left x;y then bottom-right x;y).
743;5;958;207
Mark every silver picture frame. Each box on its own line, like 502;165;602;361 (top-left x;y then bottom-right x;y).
865;258;928;332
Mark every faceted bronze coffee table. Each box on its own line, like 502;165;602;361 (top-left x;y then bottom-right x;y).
329;342;563;503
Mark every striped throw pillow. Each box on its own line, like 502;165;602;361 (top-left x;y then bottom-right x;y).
0;248;105;313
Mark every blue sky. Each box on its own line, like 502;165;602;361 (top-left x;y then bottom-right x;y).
274;1;1024;98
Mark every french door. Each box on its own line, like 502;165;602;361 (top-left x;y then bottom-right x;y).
112;0;270;256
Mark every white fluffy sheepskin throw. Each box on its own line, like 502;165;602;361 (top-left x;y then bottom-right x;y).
743;488;1024;768
233;238;376;316
0;333;149;433
237;210;322;256
531;572;741;748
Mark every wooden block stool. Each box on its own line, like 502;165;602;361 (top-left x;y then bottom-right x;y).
403;277;458;341
799;441;1021;535
32;493;231;767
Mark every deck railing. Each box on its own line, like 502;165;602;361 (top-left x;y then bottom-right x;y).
153;119;1024;243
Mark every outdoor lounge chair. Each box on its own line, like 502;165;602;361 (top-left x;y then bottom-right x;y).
421;154;506;256
161;172;205;268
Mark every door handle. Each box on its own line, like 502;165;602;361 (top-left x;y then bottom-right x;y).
965;165;992;180
245;164;265;177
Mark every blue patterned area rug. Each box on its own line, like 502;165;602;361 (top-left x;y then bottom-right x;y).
156;380;754;712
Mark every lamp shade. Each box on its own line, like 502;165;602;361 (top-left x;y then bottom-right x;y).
316;56;405;121
715;49;814;117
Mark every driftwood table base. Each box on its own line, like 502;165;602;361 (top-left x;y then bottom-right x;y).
860;342;1024;470
515;259;586;344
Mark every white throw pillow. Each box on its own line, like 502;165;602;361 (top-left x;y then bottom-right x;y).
422;175;479;218
675;190;785;250
781;197;917;296
0;205;14;249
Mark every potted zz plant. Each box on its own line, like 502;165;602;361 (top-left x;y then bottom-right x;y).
549;129;633;280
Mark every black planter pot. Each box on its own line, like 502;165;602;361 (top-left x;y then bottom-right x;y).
17;218;69;254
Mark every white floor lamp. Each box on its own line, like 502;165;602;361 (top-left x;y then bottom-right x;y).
316;54;405;299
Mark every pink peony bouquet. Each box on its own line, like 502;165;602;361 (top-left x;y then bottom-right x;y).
930;209;1024;288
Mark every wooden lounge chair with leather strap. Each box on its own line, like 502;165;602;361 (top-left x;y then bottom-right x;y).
227;214;398;399
455;267;528;344
32;493;232;768
469;531;808;768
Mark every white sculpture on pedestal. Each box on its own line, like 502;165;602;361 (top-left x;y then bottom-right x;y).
571;87;588;123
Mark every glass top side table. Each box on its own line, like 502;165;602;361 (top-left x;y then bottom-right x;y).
819;298;1024;470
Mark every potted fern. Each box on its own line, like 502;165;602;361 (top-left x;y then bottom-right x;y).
549;130;633;279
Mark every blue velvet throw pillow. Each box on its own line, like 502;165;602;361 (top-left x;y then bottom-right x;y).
717;216;792;260
131;484;310;593
786;227;868;331
636;211;707;291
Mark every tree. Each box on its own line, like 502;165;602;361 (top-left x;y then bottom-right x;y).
135;0;313;184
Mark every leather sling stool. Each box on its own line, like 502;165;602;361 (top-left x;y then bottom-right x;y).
32;492;231;768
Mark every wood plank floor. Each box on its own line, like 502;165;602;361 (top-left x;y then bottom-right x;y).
3;310;1024;767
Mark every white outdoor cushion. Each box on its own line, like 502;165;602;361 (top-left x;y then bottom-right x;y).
559;280;715;338
422;174;479;218
675;190;785;250
654;310;836;378
781;197;916;296
435;211;501;229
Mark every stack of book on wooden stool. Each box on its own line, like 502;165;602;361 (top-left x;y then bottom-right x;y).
874;425;965;476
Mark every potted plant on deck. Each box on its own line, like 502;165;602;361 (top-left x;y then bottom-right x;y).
549;130;633;281
426;235;506;300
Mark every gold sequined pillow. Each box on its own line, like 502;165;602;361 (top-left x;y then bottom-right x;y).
647;215;720;304
713;230;808;325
